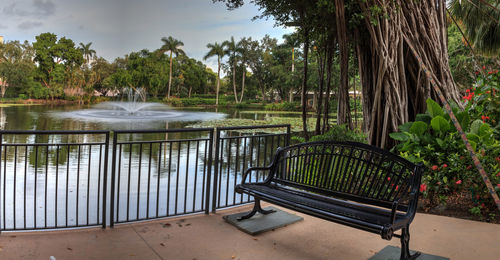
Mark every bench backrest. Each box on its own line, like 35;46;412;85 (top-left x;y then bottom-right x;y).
271;141;422;210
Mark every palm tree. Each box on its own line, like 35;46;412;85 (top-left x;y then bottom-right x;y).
237;37;251;103
282;33;300;102
204;42;225;106
449;0;500;56
79;42;96;65
160;36;185;98
223;36;240;103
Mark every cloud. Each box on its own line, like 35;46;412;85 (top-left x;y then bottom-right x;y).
18;21;43;30
33;0;56;16
0;24;8;29
2;0;55;17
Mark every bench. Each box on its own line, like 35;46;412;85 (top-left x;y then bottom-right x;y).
235;141;423;260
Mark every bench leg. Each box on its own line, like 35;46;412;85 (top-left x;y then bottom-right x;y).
237;199;276;221
400;225;421;260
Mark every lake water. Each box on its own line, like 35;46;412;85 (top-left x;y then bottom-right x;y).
0;103;294;230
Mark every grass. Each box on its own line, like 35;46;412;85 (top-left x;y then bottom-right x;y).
0;103;40;107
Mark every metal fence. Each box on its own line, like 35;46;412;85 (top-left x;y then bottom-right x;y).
110;128;213;226
213;125;291;211
0;125;290;232
0;130;110;231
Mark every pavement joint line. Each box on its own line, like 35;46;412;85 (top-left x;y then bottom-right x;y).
131;225;164;260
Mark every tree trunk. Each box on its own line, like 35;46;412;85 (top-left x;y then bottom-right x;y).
167;51;173;98
335;0;353;130
216;56;221;106
323;38;334;134
232;63;238;103
315;47;326;135
301;27;310;140
239;66;246;103
289;48;295;103
358;0;461;148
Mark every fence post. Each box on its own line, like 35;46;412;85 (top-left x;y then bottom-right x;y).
102;132;110;229
0;132;2;234
286;125;291;146
212;129;220;213
205;129;214;214
110;131;118;228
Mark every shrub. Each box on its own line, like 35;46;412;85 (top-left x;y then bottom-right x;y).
163;97;182;107
390;98;500;212
293;124;367;144
264;102;300;111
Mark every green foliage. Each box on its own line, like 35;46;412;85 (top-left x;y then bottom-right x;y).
264;102;300;111
294;124;367;144
390;96;500;213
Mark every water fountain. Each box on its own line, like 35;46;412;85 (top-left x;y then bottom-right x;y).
52;87;225;124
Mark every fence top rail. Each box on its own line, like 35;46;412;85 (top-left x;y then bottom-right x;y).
220;132;289;140
116;138;211;145
0;130;110;135
3;142;107;146
113;128;214;134
216;124;290;131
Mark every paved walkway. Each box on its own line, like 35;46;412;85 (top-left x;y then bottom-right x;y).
0;204;499;260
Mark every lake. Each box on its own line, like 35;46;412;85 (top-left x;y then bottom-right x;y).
0;103;294;230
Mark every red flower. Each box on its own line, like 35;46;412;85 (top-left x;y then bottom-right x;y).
466;89;470;93
419;184;427;192
442;164;448;168
496;172;500;177
432;165;439;171
387;177;391;181
481;203;486;208
395;185;399;191
475;71;479;75
467;165;473;170
482;65;486;70
456;180;462;185
497;183;500;188
496;157;500;163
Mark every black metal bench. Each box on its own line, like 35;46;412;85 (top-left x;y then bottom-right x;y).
236;141;423;260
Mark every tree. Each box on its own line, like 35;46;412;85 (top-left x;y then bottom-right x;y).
224;36;241;102
237;37;252;103
204;42;225;105
0;41;36;98
450;0;500;56
33;33;84;99
160;36;185;98
79;42;96;65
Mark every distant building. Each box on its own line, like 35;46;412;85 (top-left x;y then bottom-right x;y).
0;36;3;44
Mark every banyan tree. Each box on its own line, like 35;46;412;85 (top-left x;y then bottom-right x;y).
214;0;462;149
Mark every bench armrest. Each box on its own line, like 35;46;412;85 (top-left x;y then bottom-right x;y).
240;147;284;185
240;166;273;185
389;191;417;224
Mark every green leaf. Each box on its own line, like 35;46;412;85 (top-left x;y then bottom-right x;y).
426;98;444;118
409;121;428;136
466;133;480;144
456;111;470;132
389;132;409;142
443;176;448;184
431;116;450;133
470;120;483;135
415;114;432;125
479;123;491;136
469;140;477;152
398;122;413;132
436;138;445;147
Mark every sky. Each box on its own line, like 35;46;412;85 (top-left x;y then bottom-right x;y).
0;0;293;70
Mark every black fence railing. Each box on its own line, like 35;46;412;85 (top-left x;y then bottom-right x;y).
0;130;110;231
213;125;291;211
0;125;290;232
110;128;214;226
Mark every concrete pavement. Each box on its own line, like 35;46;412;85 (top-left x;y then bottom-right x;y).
0;204;498;260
